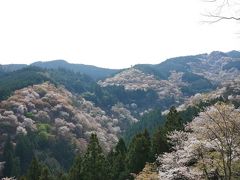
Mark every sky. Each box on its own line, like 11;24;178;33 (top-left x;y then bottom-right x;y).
0;0;239;69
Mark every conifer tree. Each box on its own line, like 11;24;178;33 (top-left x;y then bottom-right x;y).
115;138;127;155
27;157;42;180
108;138;128;180
2;135;20;177
15;134;34;174
68;155;82;180
81;134;110;180
164;106;183;132
39;166;52;180
126;130;151;174
57;173;68;180
143;129;151;150
12;157;20;177
19;176;27;180
151;127;168;160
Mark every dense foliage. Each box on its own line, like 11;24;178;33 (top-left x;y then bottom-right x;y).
0;67;49;100
31;60;119;80
0;67;161;114
0;67;97;100
123;109;164;145
1;124;176;180
135;54;204;80
223;61;240;70
0;96;239;179
0;131;75;179
1;51;240;179
181;72;215;95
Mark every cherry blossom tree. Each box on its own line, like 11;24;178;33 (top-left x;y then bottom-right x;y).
158;102;240;180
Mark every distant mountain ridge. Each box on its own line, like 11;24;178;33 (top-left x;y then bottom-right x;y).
134;50;240;80
1;50;239;80
0;60;120;80
99;50;240;107
31;60;120;80
1;50;240;179
0;64;27;72
1;50;239;109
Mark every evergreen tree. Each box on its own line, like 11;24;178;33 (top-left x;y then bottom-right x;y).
164;106;183;132
126;130;151;174
115;138;127;155
2;136;20;177
52;137;75;170
151;127;168;160
19;176;27;180
12;157;20;177
57;172;68;180
15;134;34;174
39;166;52;180
27;157;42;180
81;134;110;180
68;155;82;180
108;138;128;180
143;129;151;150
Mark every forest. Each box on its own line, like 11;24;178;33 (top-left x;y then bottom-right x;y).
1;104;185;180
3;95;239;179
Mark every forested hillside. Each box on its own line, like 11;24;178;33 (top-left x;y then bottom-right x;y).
0;51;240;179
0;60;119;80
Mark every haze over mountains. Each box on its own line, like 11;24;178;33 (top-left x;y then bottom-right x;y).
0;60;120;80
1;50;240;80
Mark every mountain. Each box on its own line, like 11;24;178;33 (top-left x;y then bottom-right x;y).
0;60;119;81
31;60;119;80
0;81;150;154
1;50;240;179
0;67;96;101
99;50;240;108
0;64;27;73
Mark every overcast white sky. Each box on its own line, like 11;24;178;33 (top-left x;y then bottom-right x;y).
0;0;239;69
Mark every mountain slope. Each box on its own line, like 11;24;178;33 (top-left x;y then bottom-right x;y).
0;60;119;81
31;60;119;80
1;50;240;179
99;51;240;108
0;64;27;72
0;67;96;101
0;82;119;152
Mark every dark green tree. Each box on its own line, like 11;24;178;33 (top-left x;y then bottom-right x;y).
52;137;75;170
115;138;127;155
15;134;34;174
126;130;151;174
143;129;151;150
39;166;52;180
12;157;20;178
56;172;68;180
151;127;168;160
19;176;27;180
81;134;110;180
123;109;164;145
68;155;82;180
164;106;183;132
27;157;42;180
108;138;128;180
2;136;20;177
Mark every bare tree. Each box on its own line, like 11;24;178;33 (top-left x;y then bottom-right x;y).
203;0;240;23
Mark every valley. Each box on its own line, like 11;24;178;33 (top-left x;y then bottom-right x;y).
0;50;240;179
